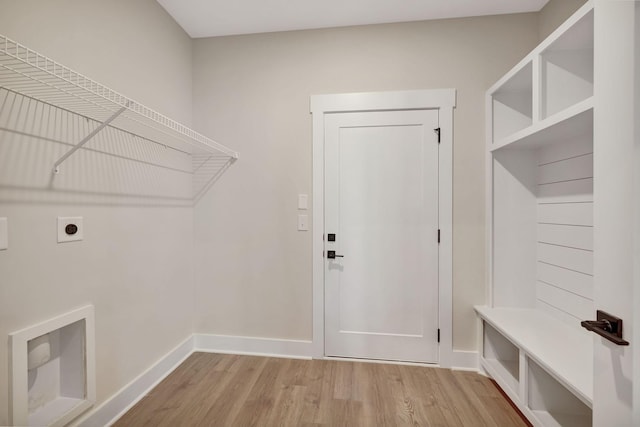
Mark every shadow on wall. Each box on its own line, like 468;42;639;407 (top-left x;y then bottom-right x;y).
0;88;234;207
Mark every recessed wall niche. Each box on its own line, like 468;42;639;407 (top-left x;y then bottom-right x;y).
10;305;96;427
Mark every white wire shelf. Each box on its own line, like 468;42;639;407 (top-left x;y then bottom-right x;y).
0;34;239;172
0;87;232;204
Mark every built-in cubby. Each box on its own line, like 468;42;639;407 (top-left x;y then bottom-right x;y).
492;61;533;143
478;2;595;426
491;132;594;323
540;9;594;120
482;322;519;396
528;359;592;427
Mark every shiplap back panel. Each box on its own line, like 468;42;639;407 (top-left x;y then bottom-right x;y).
536;137;593;328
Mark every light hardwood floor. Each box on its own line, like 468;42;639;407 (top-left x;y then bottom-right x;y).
113;353;530;426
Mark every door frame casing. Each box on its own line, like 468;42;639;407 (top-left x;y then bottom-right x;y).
310;89;456;367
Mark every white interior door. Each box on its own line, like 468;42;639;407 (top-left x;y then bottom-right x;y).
324;109;440;363
592;2;637;425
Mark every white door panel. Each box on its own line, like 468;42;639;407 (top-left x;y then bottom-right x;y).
592;2;637;425
324;109;439;363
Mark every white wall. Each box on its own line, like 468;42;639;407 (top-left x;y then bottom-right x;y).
538;0;588;41
0;0;194;424
192;14;540;350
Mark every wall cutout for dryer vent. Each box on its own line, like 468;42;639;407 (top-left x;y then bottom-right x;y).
10;305;95;427
57;217;83;243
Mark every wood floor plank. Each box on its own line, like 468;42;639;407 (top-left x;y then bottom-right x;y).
453;371;531;427
199;355;269;426
115;353;222;427
434;367;496;427
398;365;447;427
312;360;338;425
332;360;354;400
154;354;243;426
298;360;326;424
418;366;466;426
229;358;288;426
265;384;306;426
447;371;504;427
112;353;530;427
328;398;364;427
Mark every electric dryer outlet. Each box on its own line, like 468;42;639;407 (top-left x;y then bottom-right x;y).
57;217;83;243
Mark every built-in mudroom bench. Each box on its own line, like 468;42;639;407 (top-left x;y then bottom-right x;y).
476;307;592;426
476;2;597;426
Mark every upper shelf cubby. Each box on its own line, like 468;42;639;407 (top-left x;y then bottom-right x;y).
491;61;533;143
488;1;594;150
540;9;594;119
0;34;238;191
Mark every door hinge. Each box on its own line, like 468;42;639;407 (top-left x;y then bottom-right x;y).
437;229;441;244
434;127;441;144
437;328;440;343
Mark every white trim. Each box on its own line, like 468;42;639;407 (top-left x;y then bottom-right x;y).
194;334;313;359
310;89;456;367
310;89;456;113
73;336;194;427
10;305;96;427
312;107;326;360
323;356;438;368
324;350;477;371
485;92;495;308
451;350;480;372
438;101;454;369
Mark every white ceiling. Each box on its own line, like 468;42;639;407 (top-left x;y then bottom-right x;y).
157;0;549;38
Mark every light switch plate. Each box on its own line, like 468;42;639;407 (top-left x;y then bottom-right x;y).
58;217;83;243
0;217;7;250
298;194;308;210
298;214;308;231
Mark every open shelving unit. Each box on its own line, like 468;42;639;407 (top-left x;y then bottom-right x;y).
478;2;594;426
0;34;238;202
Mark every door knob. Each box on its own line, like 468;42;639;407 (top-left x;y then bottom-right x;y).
327;250;344;259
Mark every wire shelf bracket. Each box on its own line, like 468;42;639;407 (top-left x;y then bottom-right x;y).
52;105;128;174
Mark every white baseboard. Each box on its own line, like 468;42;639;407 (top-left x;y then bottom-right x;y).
72;335;194;427
194;333;313;359
451;350;479;371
